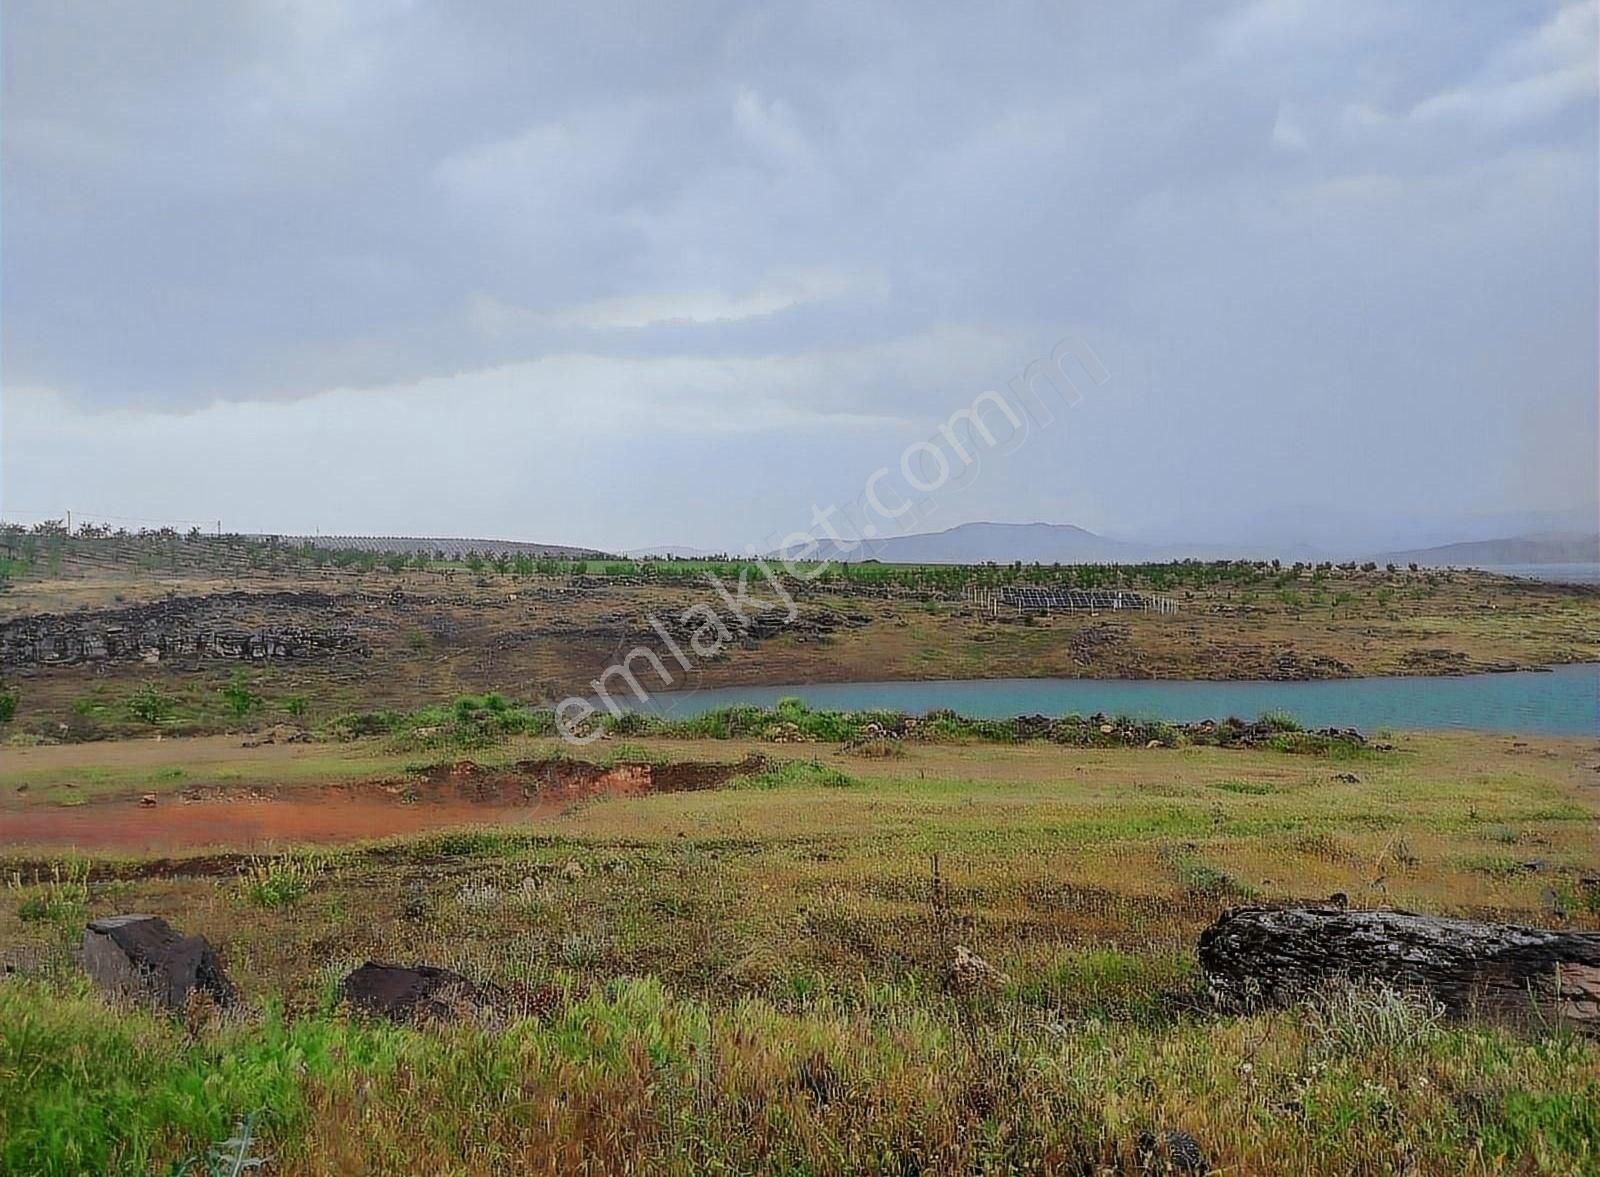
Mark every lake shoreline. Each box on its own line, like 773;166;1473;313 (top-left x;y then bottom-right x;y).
618;664;1600;737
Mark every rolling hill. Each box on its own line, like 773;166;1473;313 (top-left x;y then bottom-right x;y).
1375;533;1600;567
798;521;1152;564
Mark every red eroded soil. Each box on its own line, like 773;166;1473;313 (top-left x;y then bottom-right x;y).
0;755;764;853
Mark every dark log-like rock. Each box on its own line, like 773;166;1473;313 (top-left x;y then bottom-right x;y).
341;962;490;1023
1136;1129;1208;1174
81;914;235;1012
1198;905;1600;1023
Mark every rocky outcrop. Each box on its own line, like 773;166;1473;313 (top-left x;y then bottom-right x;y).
1;591;369;667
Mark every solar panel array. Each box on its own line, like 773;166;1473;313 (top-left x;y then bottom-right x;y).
272;535;605;560
996;587;1151;610
965;585;1179;614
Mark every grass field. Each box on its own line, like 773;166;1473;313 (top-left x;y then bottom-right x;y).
3;727;1598;1174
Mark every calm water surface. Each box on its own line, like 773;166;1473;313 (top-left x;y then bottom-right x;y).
635;664;1599;736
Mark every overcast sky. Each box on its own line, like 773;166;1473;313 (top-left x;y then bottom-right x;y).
3;1;1596;553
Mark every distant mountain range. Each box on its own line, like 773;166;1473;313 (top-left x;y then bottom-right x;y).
1374;533;1600;568
274;522;1600;570
768;521;1600;567
795;521;1152;564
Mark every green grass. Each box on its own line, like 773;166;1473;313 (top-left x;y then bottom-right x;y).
598;699;1372;756
1210;779;1275;796
7;861;89;929
2;975;1596;1176
1;733;1595;1173
327;692;557;749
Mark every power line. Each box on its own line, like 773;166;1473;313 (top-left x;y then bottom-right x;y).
1;508;221;529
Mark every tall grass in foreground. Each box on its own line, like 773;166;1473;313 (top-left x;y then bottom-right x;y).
1;976;1595;1176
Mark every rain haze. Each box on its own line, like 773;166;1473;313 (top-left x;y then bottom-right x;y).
3;1;1597;554
8;10;1600;1166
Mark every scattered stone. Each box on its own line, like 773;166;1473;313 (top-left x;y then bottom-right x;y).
340;962;490;1023
139;793;157;807
764;721;810;743
795;1050;840;1106
1136;1129;1208;1174
241;723;311;747
561;860;586;881
949;944;1007;992
81;914;235;1012
1333;772;1362;784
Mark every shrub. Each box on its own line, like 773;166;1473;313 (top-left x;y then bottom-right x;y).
0;686;16;723
1177;858;1250;898
846;736;905;759
602;711;653;737
737;760;859;789
9;861;90;926
1266;730;1369;758
329;709;405;740
219;674;260;720
238;854;321;907
127;683;176;726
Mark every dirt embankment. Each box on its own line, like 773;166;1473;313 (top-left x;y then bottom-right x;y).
0;754;765;855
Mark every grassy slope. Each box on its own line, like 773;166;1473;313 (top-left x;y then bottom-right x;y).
3;733;1598;1174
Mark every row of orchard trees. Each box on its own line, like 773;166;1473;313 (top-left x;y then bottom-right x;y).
0;521;1421;592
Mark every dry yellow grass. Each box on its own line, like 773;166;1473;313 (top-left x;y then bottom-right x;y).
4;731;1599;1174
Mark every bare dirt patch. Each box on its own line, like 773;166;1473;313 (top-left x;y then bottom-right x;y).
0;753;765;853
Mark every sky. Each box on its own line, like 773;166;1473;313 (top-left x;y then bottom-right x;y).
3;0;1597;554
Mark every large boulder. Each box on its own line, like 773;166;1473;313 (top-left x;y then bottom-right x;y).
341;962;490;1023
81;914;235;1012
1198;905;1600;1023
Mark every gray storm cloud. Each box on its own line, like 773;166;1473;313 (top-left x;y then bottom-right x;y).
3;0;1595;551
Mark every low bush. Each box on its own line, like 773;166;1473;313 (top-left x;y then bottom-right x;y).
126;683;176;726
238;854;322;908
9;861;91;927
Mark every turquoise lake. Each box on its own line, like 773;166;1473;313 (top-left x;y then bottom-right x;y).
629;664;1599;736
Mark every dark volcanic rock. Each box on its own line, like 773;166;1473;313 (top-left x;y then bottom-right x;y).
1136;1129;1208;1174
0;590;370;667
81;914;235;1011
341;961;490;1023
1198;905;1600;1023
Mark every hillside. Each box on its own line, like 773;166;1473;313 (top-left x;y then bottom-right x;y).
802;521;1151;564
278;535;607;560
1376;533;1600;567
